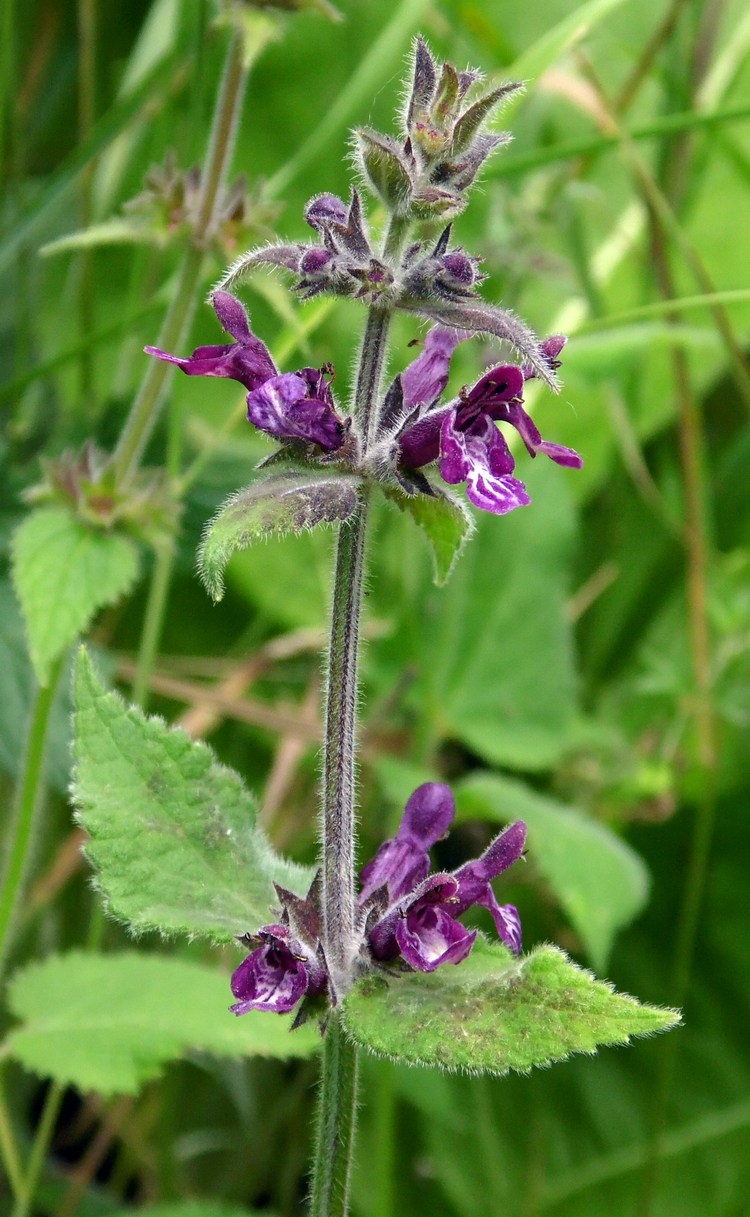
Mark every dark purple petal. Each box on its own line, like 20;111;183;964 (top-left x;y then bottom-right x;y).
359;782;455;904
401;327;466;412
394;877;476;972
230;939;307;1015
212;290;252;341
463;363;524;418
451;822;526;952
246;373;345;451
397;411;448;470
503;402;583;468
453;821;526;905
438;408;471;484
145;292;277;392
492;902;523;954
305;193;349;230
401;782;456;847
439;411;529;515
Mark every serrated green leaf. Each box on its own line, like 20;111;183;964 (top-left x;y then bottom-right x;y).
3;952;320;1096
343;938;679;1076
456;773;649;970
72;649;314;940
198;473;361;601
384;485;473;586
11;507;139;685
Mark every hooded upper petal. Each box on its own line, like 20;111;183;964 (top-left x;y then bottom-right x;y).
359;782;455;904
401;327;466;411
145;291;277;392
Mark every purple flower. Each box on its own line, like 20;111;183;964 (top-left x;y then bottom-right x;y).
230;923;327;1016
146;291;346;453
363;783;526;973
359;782;455;904
146;290;276;391
397;333;582;515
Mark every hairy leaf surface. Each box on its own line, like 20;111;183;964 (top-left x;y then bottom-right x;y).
11;507;139;685
199;472;361;600
343;938;678;1075
72;649;313;940
4;952;319;1095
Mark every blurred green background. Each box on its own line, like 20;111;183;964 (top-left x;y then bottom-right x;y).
2;0;749;1214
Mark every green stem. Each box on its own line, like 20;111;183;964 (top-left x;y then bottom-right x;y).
112;28;248;485
11;1082;64;1217
309;1011;360;1217
0;657;64;974
0;1064;24;1202
77;0;96;400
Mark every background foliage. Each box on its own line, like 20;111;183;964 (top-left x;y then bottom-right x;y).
2;0;749;1215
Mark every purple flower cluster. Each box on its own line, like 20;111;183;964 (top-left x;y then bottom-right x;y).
146;290;347;453
146;291;581;517
395;328;582;515
230;782;525;1016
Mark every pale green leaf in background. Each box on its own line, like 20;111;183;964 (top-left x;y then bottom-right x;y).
109;1206;271;1217
456;772;650;970
343;938;679;1075
72;649;314;940
11;507;139;685
381;468;579;770
3;952;319;1096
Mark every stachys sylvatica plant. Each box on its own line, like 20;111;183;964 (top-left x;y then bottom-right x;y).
70;36;679;1217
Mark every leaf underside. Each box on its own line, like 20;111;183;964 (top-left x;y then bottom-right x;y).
198;472;361;600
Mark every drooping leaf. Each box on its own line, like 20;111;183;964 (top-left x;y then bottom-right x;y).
11;507;139;685
198;472;361;601
384;484;473;585
343;937;679;1075
456;773;650;970
4;952;320;1096
72;649;314;941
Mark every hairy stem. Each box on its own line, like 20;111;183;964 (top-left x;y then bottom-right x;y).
309;1011;360;1217
320;499;368;990
0;656;64;975
112;28;248;484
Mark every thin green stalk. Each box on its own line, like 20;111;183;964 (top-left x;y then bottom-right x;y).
0;657;64;974
112;28;249;484
77;0;97;399
309;1011;359;1217
0;0;16;189
0;1064;24;1202
132;394;183;709
11;1082;64;1217
370;1064;396;1217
